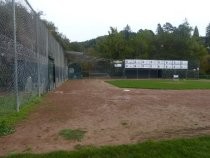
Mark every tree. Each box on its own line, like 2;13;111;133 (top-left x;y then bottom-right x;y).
96;27;123;59
206;23;210;47
135;30;155;59
123;24;131;40
163;22;175;33
68;42;84;52
108;27;118;35
200;55;210;74
81;22;208;73
206;23;210;37
193;26;199;38
176;20;192;38
156;24;164;35
43;20;71;50
0;1;14;38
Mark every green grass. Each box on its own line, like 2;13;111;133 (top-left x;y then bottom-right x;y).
0;97;41;125
0;95;16;114
0;97;42;137
59;129;86;141
2;136;210;158
0;121;15;137
107;79;210;90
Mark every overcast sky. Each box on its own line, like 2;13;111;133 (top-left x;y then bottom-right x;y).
28;0;210;42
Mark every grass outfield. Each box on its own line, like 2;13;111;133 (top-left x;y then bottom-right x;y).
106;79;210;90
3;136;210;158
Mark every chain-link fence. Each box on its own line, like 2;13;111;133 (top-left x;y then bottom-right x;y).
67;57;199;80
0;0;67;114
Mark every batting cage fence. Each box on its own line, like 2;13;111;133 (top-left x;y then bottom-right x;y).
0;0;68;114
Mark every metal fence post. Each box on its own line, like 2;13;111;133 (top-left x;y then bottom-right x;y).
46;31;49;91
36;14;41;97
13;0;19;112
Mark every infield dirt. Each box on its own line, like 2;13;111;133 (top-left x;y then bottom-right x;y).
1;79;210;156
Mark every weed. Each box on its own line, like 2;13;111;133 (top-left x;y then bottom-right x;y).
0;121;15;137
59;129;86;141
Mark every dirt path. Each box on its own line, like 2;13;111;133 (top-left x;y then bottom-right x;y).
1;79;210;156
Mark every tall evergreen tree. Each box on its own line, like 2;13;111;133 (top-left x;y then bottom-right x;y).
123;24;131;40
206;23;210;37
193;26;199;37
206;23;210;47
176;20;192;38
156;24;164;35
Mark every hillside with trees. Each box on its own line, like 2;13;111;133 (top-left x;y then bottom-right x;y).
67;21;210;74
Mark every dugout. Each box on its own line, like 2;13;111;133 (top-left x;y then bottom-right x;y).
124;68;199;79
125;69;162;79
68;63;82;79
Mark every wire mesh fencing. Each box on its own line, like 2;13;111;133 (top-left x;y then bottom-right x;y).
72;59;200;80
0;0;67;114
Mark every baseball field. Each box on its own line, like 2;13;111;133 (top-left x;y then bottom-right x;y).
1;79;210;157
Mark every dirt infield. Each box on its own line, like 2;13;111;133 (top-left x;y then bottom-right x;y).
1;79;210;155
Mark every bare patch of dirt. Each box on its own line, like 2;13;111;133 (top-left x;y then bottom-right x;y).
1;79;210;156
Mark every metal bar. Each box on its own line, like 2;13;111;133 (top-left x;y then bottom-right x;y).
46;31;49;91
13;0;19;112
36;15;41;97
24;0;36;14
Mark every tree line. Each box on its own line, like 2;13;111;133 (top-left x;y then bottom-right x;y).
67;21;210;74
